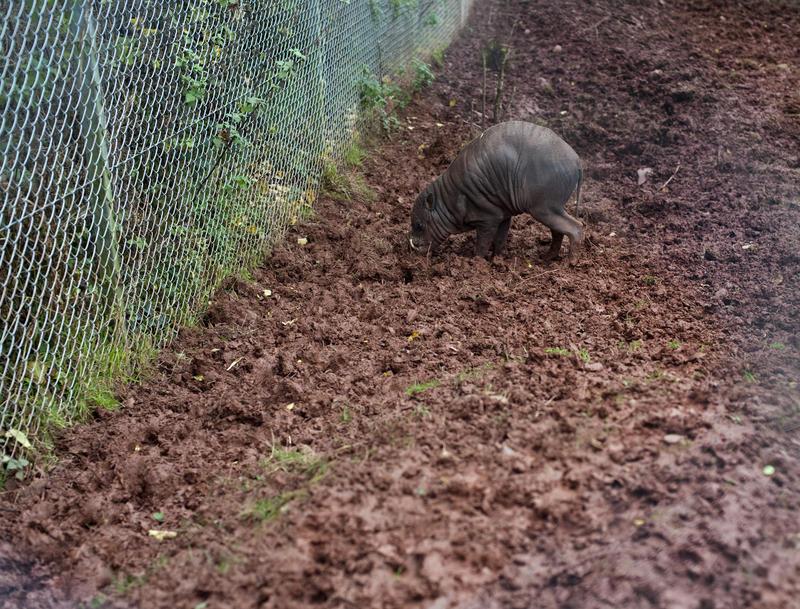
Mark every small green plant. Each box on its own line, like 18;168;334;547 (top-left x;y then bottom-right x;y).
414;405;431;418
389;0;419;17
544;346;570;356
357;68;407;132
320;139;374;203
619;339;643;352
344;141;366;167
668;340;680;350
250;490;306;522
1;454;30;484
642;275;658;285
769;342;786;350
1;429;32;486
340;404;352;423
112;572;146;595
411;59;435;91
743;369;757;382
78;595;110;609
577;348;591;362
407;378;439;396
270;48;307;92
431;46;446;68
259;445;328;482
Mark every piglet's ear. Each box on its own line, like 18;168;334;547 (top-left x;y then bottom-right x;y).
425;192;435;211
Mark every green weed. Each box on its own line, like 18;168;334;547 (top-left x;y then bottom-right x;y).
544;346;570;356
259;445;328;482
411;59;435;91
407;378;439;396
414;405;432;418
357;68;407;132
619;339;643;352
431;46;446;67
344;141;367;167
320;140;375;204
112;571;146;595
1;453;30;486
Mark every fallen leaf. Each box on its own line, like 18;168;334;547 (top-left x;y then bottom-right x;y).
297;237;308;245
226;357;243;371
408;332;420;342
286;402;295;410
148;530;177;541
449;99;456;106
4;429;32;449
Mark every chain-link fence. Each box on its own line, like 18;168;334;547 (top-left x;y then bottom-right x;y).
0;0;473;467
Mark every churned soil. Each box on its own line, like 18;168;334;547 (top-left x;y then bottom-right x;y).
2;1;799;607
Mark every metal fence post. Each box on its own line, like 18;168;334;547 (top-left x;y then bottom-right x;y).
70;2;123;336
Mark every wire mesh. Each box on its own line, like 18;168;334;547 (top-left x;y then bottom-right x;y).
0;0;473;464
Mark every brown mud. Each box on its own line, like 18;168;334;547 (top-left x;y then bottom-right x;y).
2;1;799;607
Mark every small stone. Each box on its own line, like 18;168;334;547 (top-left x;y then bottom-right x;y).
663;434;685;445
502;445;518;457
553;44;562;52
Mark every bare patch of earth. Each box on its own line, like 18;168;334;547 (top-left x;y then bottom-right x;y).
2;1;799;608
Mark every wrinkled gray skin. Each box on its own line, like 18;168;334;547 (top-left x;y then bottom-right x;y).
409;121;583;262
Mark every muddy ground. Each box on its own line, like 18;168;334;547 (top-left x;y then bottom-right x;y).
2;0;799;607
